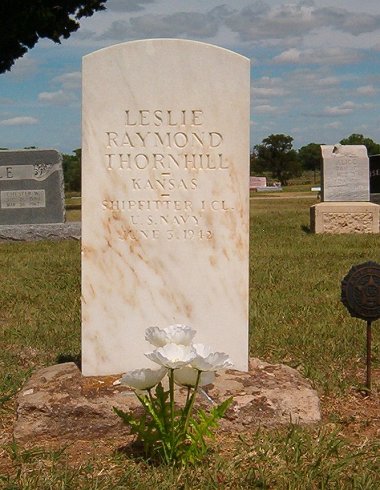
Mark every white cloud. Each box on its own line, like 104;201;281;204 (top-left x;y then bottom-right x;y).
357;84;376;95
273;47;362;65
324;101;355;115
252;76;288;99
107;0;155;13
283;69;340;91
302;100;373;119
98;6;232;40
6;56;39;80
323;101;372;116
273;48;301;63
0;116;38;126
0;97;14;105
314;7;380;36
325;121;342;129
38;90;76;105
225;3;316;42
255;104;278;113
53;72;82;90
68;1;380;54
252;86;287;97
317;77;340;87
225;2;380;42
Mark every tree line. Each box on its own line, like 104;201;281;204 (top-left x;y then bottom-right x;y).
64;132;380;191
62;149;81;192
251;133;380;185
3;132;379;191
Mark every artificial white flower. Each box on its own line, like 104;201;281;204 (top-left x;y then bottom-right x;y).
145;343;196;369
174;366;215;387
191;343;233;371
145;324;196;347
119;367;167;390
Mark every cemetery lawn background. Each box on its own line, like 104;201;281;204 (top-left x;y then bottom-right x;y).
0;194;379;488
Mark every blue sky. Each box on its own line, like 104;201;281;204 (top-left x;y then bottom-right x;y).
0;0;379;154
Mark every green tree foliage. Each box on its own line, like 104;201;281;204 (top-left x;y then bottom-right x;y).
253;134;302;185
0;0;107;73
339;134;380;156
249;150;258;176
298;143;322;172
62;149;81;191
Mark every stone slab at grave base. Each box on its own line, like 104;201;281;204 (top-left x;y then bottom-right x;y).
0;222;81;242
14;359;320;442
310;202;379;234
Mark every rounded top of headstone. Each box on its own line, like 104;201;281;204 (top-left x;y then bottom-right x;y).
341;261;380;321
83;38;250;63
320;144;368;158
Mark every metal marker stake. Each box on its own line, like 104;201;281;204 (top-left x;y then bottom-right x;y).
341;261;380;394
366;320;372;391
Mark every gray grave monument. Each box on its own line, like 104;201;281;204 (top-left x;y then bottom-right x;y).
0;149;65;225
310;145;379;234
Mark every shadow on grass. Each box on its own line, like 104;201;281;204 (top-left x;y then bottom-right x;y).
301;224;311;234
114;441;160;466
56;353;81;369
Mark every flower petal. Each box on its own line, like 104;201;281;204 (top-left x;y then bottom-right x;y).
145;326;168;347
145;324;196;347
164;324;196;345
145;343;196;369
174;367;215;387
191;343;233;371
120;367;167;390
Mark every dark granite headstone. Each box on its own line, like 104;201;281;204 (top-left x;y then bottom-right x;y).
370;154;380;203
0;149;65;225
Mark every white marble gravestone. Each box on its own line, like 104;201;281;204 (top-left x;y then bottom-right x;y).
82;39;250;375
321;145;369;202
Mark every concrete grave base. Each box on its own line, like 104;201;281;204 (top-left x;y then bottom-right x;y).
0;222;81;242
310;202;380;234
14;359;320;442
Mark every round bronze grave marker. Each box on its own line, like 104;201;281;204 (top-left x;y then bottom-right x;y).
341;261;380;321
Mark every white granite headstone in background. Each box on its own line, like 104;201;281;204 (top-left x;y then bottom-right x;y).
321;145;370;202
82;40;250;375
250;176;267;189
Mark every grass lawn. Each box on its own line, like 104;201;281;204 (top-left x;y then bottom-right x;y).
0;195;379;488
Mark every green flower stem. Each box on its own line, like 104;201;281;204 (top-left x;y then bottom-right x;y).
185;386;191;406
183;370;202;433
180;386;192;425
169;368;175;452
137;388;171;464
147;388;153;403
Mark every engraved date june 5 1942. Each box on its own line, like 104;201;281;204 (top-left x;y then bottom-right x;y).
118;228;213;241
